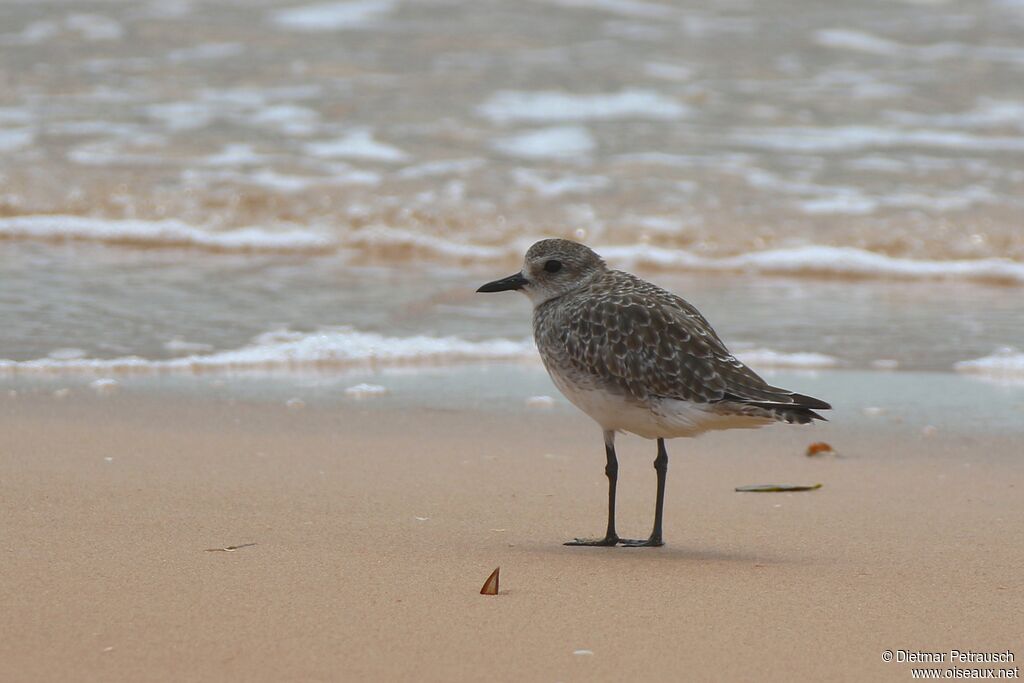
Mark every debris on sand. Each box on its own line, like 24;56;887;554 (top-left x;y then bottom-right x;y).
480;567;500;595
205;543;257;552
805;441;836;457
735;483;823;493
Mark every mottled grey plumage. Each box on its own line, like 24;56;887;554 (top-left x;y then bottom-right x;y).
477;238;831;547
528;240;829;431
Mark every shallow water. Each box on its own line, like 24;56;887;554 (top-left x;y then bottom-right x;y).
1;0;1023;380
2;0;1023;260
1;240;1022;376
4;367;1024;440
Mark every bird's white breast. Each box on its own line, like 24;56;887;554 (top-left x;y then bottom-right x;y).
544;362;771;439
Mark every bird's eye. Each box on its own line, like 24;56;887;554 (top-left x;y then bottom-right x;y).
544;260;562;273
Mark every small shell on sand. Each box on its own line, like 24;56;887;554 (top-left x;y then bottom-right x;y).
90;378;120;396
345;383;388;398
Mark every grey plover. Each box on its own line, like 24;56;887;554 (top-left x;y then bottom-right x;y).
477;239;830;547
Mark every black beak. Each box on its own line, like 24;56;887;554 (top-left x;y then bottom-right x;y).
477;272;528;293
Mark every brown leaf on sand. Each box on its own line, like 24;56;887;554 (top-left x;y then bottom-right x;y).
480;567;500;595
806;441;836;457
735;483;823;493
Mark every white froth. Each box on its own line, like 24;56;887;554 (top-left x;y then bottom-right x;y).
600;244;1024;285
147;101;215;131
0;128;34;152
248;104;320;136
544;0;674;19
0;215;336;253
304;129;409;163
730;126;1024;153
525;395;556;408
492;126;595;159
270;0;397;31
511;168;610;197
344;226;507;260
815;29;912;56
797;185;994;215
202;144;266;167
90;378;121;395
954;348;1024;380
732;349;839;369
0;329;536;376
394;158;485;180
815;29;1024;64
345;383;389;397
797;193;878;216
478;90;687;123
884;98;1024;131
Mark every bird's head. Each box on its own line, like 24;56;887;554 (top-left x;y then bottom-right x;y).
476;238;606;306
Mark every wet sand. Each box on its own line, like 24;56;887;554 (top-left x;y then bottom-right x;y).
1;381;1021;682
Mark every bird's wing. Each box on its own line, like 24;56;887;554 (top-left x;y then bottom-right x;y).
558;274;825;411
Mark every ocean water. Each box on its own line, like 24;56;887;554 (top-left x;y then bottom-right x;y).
1;0;1022;382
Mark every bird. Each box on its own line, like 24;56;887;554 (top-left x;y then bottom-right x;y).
477;238;831;547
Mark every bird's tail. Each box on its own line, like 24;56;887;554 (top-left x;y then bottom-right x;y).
720;391;831;424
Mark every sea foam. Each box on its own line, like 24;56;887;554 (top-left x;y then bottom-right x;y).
0;328;840;377
954;348;1024;381
304;129;409;163
0;329;537;375
269;0;397;31
730;125;1024;153
0;215;336;253
600;244;1024;285
491;126;596;159
732;349;839;369
543;0;675;19
478;90;688;124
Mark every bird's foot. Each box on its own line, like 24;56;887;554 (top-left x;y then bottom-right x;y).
564;534;619;547
618;536;664;548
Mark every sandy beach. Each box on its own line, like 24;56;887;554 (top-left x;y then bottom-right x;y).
3;1;1024;679
2;375;1021;682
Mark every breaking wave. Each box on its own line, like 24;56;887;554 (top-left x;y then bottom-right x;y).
600;244;1024;285
954;348;1024;382
0;328;537;375
3;216;1023;285
0;215;336;253
0;326;843;377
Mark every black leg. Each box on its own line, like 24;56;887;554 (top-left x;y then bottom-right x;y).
621;438;668;547
565;430;620;547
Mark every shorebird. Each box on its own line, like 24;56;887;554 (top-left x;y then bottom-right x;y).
477;239;830;547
